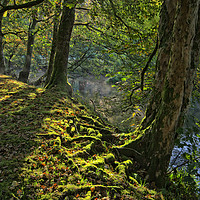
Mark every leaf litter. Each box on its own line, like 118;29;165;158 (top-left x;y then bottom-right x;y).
0;75;164;200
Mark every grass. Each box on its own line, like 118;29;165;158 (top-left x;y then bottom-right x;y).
0;74;165;199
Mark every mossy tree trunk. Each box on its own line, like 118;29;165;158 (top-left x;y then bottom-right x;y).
118;0;200;187
45;1;75;96
18;16;37;83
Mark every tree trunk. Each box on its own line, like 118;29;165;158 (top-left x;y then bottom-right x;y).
44;2;60;87
18;16;37;83
118;0;200;187
0;0;9;74
45;1;75;96
0;13;5;74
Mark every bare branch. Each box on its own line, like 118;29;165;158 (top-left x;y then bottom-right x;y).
74;22;89;26
140;36;158;91
76;7;90;11
3;30;26;36
90;99;107;125
0;0;45;14
108;0;140;34
36;14;55;23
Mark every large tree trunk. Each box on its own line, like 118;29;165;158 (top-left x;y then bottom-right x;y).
118;0;200;187
18;16;37;83
45;1;75;96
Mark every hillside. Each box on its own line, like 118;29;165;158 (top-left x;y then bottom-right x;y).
0;74;164;199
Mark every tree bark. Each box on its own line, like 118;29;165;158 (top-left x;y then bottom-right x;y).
45;1;75;96
18;16;37;83
44;2;61;86
0;13;5;74
118;0;200;187
0;0;9;74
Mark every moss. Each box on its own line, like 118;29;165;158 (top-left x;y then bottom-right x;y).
123;160;133;168
83;164;98;172
104;153;116;164
79;125;86;132
87;128;96;135
0;75;166;200
116;164;126;176
70;126;76;133
92;158;105;168
84;191;92;200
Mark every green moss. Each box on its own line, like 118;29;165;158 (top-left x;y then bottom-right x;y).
79;125;86;132
87;128;96;135
116;164;126;176
83;164;98;172
0;75;166;200
71;126;76;133
92;158;105;168
123;160;133;168
104;153;116;164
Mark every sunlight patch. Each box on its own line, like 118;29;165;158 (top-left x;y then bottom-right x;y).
0;95;11;102
28;93;37;100
36;88;45;94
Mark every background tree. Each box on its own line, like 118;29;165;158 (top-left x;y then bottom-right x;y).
18;14;37;82
0;0;45;74
18;2;54;83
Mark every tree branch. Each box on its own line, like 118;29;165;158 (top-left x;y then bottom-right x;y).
140;36;158;91
76;7;90;11
108;0;140;34
90;99;107;125
0;0;45;13
2;30;26;36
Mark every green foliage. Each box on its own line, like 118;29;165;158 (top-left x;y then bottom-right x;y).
167;98;200;199
163;170;199;200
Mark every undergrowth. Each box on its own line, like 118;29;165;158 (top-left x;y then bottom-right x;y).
0;75;198;199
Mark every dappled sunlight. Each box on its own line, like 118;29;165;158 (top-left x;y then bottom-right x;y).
0;75;164;199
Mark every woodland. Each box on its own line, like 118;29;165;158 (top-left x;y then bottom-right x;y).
1;0;200;199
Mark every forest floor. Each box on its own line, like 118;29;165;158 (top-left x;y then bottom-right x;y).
0;74;167;199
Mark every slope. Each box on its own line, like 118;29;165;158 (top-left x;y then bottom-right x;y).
0;74;164;199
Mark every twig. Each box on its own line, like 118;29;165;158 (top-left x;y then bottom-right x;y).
90;99;106;125
129;85;140;106
108;0;140;34
169;149;183;169
140;36;158;91
118;146;142;156
76;7;90;11
168;155;200;174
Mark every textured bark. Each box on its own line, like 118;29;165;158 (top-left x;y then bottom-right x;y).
0;13;5;74
118;0;200;187
18;17;37;83
45;2;60;86
45;1;75;96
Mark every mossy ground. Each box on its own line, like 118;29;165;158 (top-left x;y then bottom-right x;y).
0;75;164;199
